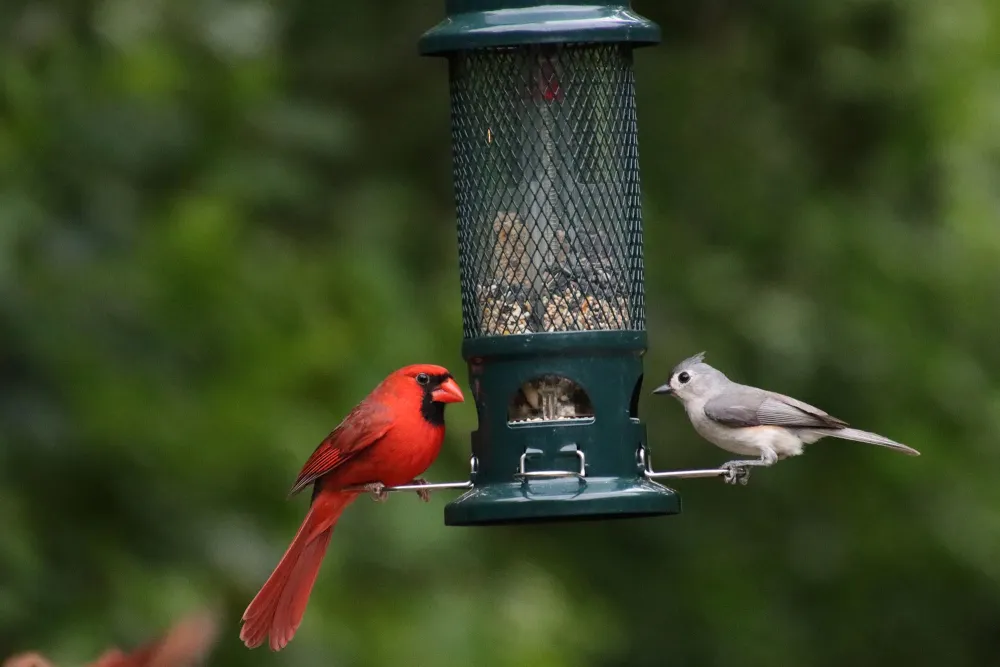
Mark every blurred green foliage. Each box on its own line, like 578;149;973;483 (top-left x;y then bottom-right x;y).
2;1;999;666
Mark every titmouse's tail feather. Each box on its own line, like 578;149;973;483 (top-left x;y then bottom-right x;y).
829;428;920;456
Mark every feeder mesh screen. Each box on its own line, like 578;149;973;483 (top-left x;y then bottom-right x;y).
448;43;645;339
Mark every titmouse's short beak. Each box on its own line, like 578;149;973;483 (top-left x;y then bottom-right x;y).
431;377;465;404
652;383;672;396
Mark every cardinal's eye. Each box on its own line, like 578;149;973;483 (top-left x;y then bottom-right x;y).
416;373;430;385
678;372;691;384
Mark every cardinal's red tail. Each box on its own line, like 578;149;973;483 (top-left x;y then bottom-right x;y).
240;491;357;651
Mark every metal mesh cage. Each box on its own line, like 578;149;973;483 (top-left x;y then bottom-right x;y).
448;43;646;339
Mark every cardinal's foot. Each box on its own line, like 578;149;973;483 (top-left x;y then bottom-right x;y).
363;482;389;502
409;478;432;502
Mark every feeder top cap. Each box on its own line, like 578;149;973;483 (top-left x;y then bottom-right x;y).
419;1;661;56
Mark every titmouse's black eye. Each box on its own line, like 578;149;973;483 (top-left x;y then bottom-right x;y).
678;371;691;384
416;373;430;385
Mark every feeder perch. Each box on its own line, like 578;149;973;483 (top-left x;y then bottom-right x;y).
398;0;742;525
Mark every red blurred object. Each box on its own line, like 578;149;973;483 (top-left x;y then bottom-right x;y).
3;611;218;667
536;57;564;102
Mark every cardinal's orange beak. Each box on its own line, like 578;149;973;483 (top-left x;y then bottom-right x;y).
431;377;465;404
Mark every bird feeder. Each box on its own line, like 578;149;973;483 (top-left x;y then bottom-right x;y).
401;0;739;525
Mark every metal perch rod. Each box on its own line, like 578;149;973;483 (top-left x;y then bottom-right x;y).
343;450;747;495
640;448;750;485
352;480;475;493
644;468;733;480
344;456;479;494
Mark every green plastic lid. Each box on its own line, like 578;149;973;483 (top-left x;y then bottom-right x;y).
419;1;661;55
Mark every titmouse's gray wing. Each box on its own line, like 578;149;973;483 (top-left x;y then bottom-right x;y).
703;385;849;429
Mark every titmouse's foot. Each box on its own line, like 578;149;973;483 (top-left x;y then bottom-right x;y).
409;477;432;502
721;464;751;485
363;482;389;502
721;459;762;486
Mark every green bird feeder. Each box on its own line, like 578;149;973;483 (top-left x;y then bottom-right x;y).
416;0;689;525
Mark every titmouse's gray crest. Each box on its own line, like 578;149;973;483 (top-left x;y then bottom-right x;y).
656;351;729;400
653;352;919;484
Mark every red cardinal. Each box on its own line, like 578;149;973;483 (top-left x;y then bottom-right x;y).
240;364;464;651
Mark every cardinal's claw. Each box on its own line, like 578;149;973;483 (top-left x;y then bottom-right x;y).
363;482;389;502
409;478;432;502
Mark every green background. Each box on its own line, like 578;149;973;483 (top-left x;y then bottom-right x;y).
2;1;998;666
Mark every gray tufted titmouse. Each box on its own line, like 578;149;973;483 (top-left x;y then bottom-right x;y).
652;352;920;484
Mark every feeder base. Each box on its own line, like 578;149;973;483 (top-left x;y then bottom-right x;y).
443;476;680;526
